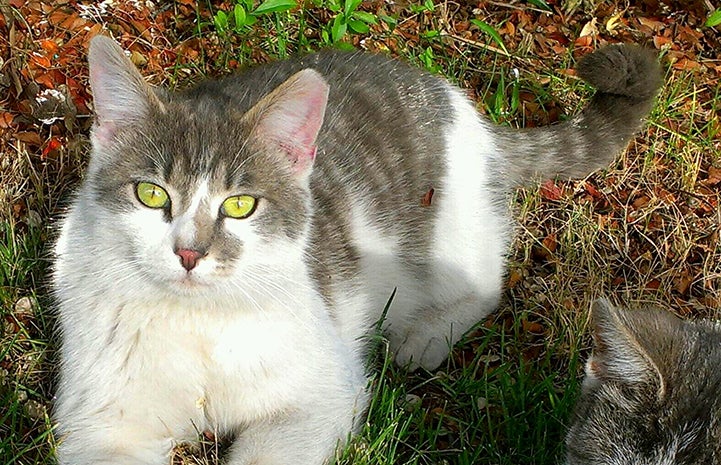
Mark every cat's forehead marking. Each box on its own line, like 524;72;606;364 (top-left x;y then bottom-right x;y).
172;178;211;243
188;178;211;213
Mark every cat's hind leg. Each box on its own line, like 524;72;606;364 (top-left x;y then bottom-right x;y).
393;87;510;371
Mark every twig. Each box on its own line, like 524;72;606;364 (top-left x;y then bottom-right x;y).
487;0;552;15
441;31;511;57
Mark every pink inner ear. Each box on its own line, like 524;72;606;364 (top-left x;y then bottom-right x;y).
88;36;160;146
253;69;329;177
278;143;317;174
92;121;117;145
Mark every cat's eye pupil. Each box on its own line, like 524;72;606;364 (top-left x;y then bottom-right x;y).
222;195;256;219
136;182;169;209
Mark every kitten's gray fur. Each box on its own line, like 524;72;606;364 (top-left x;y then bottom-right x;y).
566;300;721;464
52;36;662;465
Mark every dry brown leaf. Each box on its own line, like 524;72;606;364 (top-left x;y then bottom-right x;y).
421;187;434;207
632;195;650;209
653;35;673;49
522;320;545;334
637;17;666;31
706;166;721;185
675;272;693;295
507;269;523;289
540;180;564;201
0;112;15;128
672;58;701;71
542;233;558;252
579;18;598;37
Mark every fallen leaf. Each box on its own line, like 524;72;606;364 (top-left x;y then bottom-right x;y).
507;269;523;288
653;35;673;49
674;272;693;295
522;319;545;334
421;187;434;206
579;18;598;37
705;166;721;185
542;233;557;252
654;186;676;203
672;58;701;71
40;39;59;54
574;34;593;49
522;345;542;361
584;182;601;198
42;137;62;158
540;180;564;201
14;131;43;146
30;53;52;69
0;112;15;128
637;16;666;31
605;13;623;33
130;50;148;67
632;195;650;209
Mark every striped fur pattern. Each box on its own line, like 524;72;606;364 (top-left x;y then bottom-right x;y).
566;300;721;465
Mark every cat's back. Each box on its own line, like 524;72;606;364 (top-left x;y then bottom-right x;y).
181;50;461;216
184;50;453;120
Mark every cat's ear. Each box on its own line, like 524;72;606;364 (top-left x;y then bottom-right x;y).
88;35;164;145
243;69;329;178
585;299;684;399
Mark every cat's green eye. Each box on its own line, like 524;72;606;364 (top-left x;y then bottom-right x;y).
221;195;257;219
136;182;169;209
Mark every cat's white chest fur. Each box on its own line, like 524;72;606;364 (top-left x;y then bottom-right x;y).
55;286;345;444
198;310;315;427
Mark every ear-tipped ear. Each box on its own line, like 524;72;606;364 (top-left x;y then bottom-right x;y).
88;35;163;144
586;299;684;398
243;69;329;177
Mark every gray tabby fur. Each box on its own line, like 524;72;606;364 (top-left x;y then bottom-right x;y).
566;300;721;464
52;36;661;465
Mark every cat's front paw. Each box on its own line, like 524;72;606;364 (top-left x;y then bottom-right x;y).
394;332;451;372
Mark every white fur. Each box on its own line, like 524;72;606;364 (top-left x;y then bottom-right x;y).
395;88;510;369
54;180;367;465
344;87;511;370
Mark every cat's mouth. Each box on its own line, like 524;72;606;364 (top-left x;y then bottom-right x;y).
171;272;210;292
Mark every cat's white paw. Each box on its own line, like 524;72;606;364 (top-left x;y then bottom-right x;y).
394;331;451;372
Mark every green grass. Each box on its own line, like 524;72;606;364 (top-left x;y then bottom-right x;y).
2;1;720;464
340;322;581;465
0;220;56;464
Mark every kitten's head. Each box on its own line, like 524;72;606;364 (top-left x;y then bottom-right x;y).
566;299;721;465
75;36;328;299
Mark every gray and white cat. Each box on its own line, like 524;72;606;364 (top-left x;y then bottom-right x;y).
52;35;661;465
566;300;721;464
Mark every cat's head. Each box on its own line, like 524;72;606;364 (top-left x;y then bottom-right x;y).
565;299;721;465
74;36;328;299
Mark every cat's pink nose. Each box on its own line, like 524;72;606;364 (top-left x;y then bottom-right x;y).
175;248;203;271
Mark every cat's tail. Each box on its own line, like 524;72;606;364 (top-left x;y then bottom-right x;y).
493;44;662;186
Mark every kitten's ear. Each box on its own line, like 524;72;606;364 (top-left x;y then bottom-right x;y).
243;69;329;177
585;299;684;399
88;35;164;145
